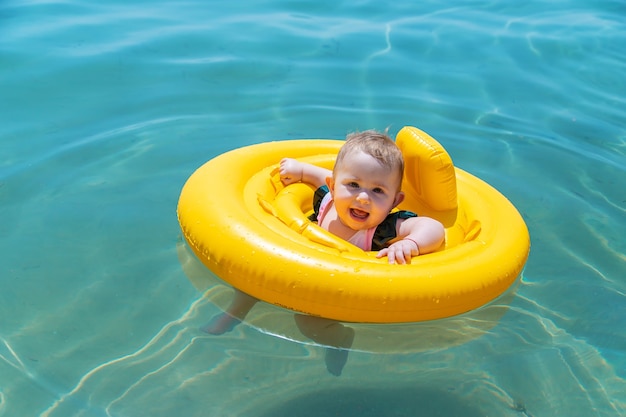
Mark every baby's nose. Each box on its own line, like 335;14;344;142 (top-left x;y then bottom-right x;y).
356;191;370;203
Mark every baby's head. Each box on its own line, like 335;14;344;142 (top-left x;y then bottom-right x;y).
334;130;404;191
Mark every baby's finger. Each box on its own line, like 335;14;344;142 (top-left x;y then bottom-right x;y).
394;247;408;265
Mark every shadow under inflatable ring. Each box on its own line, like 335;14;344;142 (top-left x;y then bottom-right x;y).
177;239;518;354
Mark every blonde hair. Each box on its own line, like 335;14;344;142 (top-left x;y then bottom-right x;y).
334;130;404;187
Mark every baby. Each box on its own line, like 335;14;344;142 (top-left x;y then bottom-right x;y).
280;130;444;262
203;130;445;375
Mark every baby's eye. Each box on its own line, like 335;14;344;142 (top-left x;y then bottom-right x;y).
372;187;385;194
348;182;360;189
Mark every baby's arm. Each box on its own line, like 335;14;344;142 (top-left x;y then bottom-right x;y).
279;158;331;189
376;217;445;264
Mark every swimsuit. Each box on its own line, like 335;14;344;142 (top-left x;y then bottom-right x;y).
309;186;417;251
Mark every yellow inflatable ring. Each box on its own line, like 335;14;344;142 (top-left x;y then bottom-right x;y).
177;126;530;323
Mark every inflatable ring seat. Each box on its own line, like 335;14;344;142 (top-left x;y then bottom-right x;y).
177;126;530;323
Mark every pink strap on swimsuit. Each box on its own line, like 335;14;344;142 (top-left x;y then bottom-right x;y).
316;192;376;251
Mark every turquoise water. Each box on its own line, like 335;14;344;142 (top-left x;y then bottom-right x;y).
1;0;625;415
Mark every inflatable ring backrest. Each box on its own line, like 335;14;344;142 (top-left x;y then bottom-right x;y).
396;126;458;212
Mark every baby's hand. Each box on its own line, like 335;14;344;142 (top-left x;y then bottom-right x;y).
279;158;304;186
376;239;419;265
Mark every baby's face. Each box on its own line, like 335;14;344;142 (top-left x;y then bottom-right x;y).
328;151;403;231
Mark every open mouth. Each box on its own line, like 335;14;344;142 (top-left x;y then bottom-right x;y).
350;208;369;221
